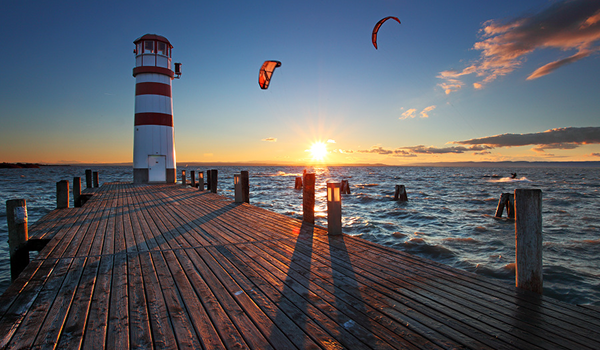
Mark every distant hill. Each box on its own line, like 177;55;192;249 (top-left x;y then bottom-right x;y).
0;162;45;168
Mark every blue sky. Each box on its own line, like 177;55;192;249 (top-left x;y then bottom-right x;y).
1;0;599;164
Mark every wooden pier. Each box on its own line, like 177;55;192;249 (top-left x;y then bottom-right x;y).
1;183;599;349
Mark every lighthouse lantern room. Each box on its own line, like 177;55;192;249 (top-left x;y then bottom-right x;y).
132;34;181;183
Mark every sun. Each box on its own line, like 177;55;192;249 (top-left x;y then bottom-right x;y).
309;142;328;161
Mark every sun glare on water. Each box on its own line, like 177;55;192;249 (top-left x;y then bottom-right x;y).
309;142;328;161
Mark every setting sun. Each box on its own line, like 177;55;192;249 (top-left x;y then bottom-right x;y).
309;142;328;161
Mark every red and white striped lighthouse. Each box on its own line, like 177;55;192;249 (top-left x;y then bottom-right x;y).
132;34;181;183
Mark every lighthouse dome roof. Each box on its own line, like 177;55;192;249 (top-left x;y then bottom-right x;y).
134;34;173;48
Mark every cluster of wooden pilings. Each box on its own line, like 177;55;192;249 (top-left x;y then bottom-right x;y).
6;168;99;281
180;169;249;203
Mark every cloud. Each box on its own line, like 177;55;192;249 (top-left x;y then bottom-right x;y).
453;126;600;152
590;153;600;157
327;139;336;143
438;0;600;92
420;105;436;118
261;137;277;142
405;145;492;154
400;108;416;120
400;106;436;120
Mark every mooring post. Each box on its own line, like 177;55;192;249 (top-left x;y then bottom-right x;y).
327;182;342;235
198;171;205;190
73;177;82;208
394;185;408;201
206;170;212;191
507;194;515;219
93;171;99;188
85;169;92;189
210;169;218;193
241;170;250;203
341;179;351;195
181;170;187;186
295;176;303;190
57;180;70;209
515;188;543;294
6;199;29;281
303;173;315;224
234;174;242;203
495;193;509;217
190;170;196;188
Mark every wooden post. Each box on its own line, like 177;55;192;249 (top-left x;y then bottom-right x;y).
507;194;515;219
85;169;92;189
234;174;242;203
206;170;212;191
327;182;342;235
57;180;70;209
198;171;205;190
495;193;515;219
210;169;218;193
73;177;82;208
190;170;196;188
93;171;99;188
295;176;303;190
241;170;250;203
515;189;543;294
393;185;408;201
495;193;509;217
6;199;29;281
303;173;315;224
181;170;187;186
341;179;351;194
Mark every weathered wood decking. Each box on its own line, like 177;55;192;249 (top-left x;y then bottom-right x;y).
1;183;599;349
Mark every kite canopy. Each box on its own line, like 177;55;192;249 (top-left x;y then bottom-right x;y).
259;60;282;89
372;16;401;49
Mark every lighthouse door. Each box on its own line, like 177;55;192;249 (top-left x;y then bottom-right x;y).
148;155;166;182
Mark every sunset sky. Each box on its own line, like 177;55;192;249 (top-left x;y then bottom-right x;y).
1;0;599;165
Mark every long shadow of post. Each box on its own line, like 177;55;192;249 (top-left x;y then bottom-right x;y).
270;221;315;349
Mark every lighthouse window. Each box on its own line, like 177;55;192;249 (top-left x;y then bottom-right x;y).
136;42;142;55
157;42;167;56
144;40;154;53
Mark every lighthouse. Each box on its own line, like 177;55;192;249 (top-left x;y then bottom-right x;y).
132;34;181;183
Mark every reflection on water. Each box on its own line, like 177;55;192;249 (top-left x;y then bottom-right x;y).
0;165;598;306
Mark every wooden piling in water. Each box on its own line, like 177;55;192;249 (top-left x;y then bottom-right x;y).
295;176;303;190
198;171;205;190
6;199;29;281
93;171;99;188
206;169;212;191
210;169;218;193
241;170;250;203
303;173;315;224
73;177;82;208
85;169;92;188
515;188;543;294
495;193;515;219
341;179;351;194
190;170;196;187
181;170;187;186
394;185;408;201
56;180;70;209
327;182;342;235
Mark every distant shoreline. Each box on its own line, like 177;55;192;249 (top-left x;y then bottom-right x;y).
0;162;47;169
3;161;598;168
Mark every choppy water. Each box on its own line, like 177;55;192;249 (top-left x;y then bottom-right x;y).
1;165;599;306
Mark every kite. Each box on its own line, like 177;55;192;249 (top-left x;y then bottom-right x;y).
372;16;401;49
258;60;281;89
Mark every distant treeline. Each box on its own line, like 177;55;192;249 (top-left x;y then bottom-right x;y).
0;162;46;169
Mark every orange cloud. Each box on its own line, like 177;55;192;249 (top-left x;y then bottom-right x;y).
439;0;600;92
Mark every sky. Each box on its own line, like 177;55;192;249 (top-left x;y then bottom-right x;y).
1;0;599;165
